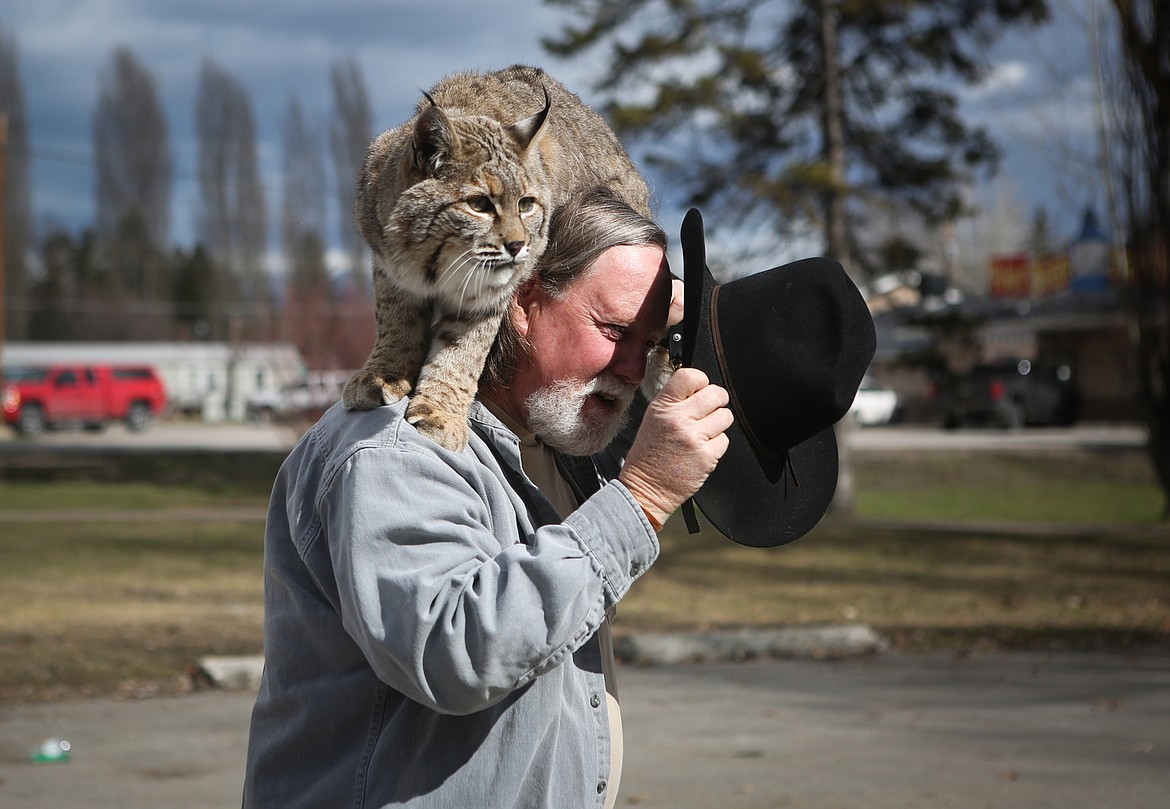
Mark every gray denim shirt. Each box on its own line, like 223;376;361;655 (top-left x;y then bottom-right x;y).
242;399;659;808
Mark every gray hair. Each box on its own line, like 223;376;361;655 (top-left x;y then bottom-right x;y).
480;187;666;388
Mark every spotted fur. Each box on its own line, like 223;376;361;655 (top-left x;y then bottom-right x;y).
343;65;651;451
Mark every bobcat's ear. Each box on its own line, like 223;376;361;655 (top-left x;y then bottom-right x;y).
412;93;457;176
507;88;551;152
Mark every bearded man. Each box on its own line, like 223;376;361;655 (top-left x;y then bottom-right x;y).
243;188;732;809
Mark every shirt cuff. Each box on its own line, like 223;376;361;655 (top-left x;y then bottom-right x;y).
564;480;660;604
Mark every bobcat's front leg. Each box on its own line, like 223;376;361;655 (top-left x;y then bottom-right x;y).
406;313;502;451
343;274;426;411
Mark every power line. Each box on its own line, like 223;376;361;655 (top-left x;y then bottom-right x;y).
27;139;346;195
22;139;364;244
30;142;240;186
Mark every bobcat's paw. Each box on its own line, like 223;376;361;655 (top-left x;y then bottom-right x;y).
641;344;677;400
405;398;470;452
343;372;411;411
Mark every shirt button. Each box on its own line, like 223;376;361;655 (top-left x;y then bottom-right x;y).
590;694;601;708
597;780;607;794
629;562;642;576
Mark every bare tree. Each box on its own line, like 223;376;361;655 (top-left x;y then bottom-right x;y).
89;46;174;338
0;24;32;341
195;59;268;311
281;95;328;291
235;94;267;306
329;58;371;292
92;47;171;297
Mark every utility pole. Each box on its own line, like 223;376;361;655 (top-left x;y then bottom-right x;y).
0;112;8;382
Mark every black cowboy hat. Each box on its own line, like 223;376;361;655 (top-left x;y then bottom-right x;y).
672;208;876;547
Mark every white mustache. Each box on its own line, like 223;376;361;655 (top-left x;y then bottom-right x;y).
585;376;637;407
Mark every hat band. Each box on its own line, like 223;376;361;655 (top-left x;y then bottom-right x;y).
710;284;751;449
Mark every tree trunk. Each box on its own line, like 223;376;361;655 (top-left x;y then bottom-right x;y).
1111;0;1170;518
819;0;849;274
818;0;860;516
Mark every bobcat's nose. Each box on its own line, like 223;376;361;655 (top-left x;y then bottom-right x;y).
505;240;527;258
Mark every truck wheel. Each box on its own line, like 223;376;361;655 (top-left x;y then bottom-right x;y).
17;404;46;435
126;402;153;432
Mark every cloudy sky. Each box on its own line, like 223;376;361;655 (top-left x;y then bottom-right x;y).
2;0;1102;275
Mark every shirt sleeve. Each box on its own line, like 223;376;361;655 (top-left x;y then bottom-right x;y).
319;440;658;716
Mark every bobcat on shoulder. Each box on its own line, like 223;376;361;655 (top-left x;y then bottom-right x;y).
342;64;651;451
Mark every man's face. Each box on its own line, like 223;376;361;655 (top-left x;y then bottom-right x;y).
512;244;671;455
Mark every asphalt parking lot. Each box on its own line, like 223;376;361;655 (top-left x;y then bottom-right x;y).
0;419;1149;454
2;649;1167;809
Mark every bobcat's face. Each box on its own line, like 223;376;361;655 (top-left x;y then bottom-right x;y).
449;166;547;292
379;117;550;312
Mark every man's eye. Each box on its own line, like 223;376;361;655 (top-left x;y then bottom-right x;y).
467;196;494;214
518;197;536;213
603;323;628;339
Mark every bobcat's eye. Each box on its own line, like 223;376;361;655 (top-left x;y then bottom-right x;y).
517;197;536;213
467;196;495;214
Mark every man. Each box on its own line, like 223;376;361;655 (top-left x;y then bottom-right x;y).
242;188;732;808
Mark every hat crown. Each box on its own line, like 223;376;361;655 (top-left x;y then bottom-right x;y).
679;207;876;546
715;258;871;456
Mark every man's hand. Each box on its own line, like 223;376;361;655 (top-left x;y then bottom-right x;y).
668;278;685;327
619;368;733;529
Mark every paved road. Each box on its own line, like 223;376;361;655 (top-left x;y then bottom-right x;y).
0;420;299;453
1;649;1167;809
849;423;1147;452
0;420;1149;454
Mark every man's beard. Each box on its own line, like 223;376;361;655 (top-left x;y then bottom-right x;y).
525;375;637;456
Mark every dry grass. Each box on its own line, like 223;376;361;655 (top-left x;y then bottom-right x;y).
618;518;1169;651
0;446;1166;704
0;520;265;704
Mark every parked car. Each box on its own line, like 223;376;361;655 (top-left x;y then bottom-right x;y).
933;359;1079;429
849;375;900;426
246;370;347;424
3;364;167;435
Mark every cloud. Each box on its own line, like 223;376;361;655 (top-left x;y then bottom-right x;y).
2;0;1105;250
967;61;1029;99
5;0;582;244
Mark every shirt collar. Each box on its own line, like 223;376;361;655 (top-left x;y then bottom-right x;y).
479;397;540;448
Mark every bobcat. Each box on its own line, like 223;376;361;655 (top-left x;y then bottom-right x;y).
341;65;651;451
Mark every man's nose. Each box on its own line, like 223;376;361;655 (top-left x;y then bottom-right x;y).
611;343;646;386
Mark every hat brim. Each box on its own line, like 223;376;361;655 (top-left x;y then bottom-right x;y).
680;209;839;548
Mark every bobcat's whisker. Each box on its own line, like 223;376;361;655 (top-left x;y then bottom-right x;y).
455;259;489;316
434;248;477;292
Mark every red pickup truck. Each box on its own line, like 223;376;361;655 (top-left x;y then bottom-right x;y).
3;364;168;435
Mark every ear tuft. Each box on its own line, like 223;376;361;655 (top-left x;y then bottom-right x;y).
507;87;551;151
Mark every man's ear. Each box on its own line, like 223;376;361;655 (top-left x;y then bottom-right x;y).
513;276;544;338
